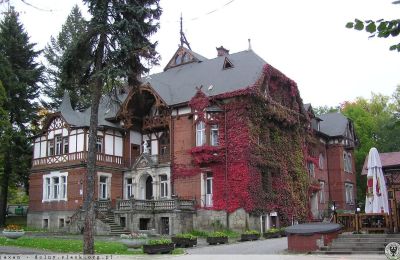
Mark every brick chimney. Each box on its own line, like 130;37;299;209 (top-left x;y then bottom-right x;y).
216;46;230;57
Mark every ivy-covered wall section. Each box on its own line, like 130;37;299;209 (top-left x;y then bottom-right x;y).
174;64;312;226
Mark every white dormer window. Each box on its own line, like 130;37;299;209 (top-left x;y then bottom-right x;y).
196;121;206;146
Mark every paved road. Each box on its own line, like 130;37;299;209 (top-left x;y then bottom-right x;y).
186;237;288;255
0;246;54;254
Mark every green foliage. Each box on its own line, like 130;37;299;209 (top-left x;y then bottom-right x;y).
314;105;340;116
244;229;260;235
189;230;209;238
174;233;197;239
346;2;400;52
211;219;224;231
148;238;172;245
207;231;228;238
0;237;138;254
266;228;280;234
43;5;90;110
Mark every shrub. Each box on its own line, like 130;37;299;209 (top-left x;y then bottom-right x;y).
148;238;172;245
244;230;260;235
207;231;227;238
174;233;197;239
4;224;24;231
266;228;280;233
190;230;209;238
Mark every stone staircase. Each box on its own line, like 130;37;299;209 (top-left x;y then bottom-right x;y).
318;233;400;254
97;211;130;235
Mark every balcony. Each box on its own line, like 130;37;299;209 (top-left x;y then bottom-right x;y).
143;112;169;131
115;198;195;212
32;151;125;168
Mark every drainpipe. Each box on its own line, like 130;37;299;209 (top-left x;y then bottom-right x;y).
224;105;229;229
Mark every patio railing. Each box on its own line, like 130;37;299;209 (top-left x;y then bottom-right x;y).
335;213;390;233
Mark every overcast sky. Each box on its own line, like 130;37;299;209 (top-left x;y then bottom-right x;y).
2;0;400;107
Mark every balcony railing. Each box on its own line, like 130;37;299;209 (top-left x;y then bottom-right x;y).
115;198;195;212
335;213;391;233
32;151;124;167
143;112;169;131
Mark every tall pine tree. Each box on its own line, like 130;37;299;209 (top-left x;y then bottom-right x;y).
63;0;161;253
0;7;44;226
43;5;90;110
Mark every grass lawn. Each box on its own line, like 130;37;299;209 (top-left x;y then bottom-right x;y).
0;237;183;255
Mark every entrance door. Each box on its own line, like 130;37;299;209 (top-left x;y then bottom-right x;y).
160;217;169;235
146;176;153;200
130;144;140;167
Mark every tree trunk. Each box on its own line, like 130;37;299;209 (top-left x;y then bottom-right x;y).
83;30;106;256
0;151;11;227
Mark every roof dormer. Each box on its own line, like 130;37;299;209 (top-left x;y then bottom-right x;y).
163;46;207;71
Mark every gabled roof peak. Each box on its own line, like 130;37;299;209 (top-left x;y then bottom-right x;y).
163;46;207;71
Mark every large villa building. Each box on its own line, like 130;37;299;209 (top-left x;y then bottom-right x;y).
28;44;358;234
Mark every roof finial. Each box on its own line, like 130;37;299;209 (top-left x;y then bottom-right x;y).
248;38;252;51
180;13;191;50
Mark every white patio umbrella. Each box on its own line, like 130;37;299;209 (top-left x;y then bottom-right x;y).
365;147;389;214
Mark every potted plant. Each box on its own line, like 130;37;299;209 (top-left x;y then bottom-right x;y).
240;230;260;241
263;228;281;239
2;224;25;239
143;238;174;254
206;231;228;245
120;232;148;249
171;233;197;248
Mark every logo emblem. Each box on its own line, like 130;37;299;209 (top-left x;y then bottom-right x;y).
385;242;400;260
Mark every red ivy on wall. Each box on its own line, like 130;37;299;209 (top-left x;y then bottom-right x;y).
174;64;313;225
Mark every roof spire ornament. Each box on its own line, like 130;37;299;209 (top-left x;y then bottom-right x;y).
180;13;191;50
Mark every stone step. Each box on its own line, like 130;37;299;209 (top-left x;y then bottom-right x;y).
317;250;384;255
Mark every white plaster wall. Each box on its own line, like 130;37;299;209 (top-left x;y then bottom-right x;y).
34;143;40;158
105;135;113;155
40;141;47;157
62;128;68;136
130;130;141;145
69;135;77;153
48;131;54;139
115;136;123;156
76;134;84;152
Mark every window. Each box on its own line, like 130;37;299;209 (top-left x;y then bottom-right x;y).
319;181;325;203
43;172;68;201
160;175;168;198
99;176;108;200
343;152;353;173
307;162;315;178
205;173;213;207
126;178;133;199
345;183;354;204
48;140;54;156
55;135;62;155
63;137;69;154
318;153;324;169
210;124;219;146
96;136;103;153
196;121;206;146
59;218;65;228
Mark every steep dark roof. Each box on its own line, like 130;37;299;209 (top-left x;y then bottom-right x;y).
318;112;348;137
57;91;126;129
146;50;266;106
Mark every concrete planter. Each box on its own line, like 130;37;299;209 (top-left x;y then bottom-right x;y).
171;237;197;248
120;239;148;249
240;233;260;241
2;231;25;239
143;243;174;254
206;236;228;245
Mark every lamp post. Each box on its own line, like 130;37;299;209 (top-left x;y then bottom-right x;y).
331;201;337;223
355;199;361;233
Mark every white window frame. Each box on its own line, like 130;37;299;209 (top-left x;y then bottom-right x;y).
125;178;133;199
96;136;103;153
205;173;213;207
345;183;354;204
210;124;219;146
308;162;315;178
319;181;325;203
48;139;54;156
98;173;111;200
63;137;69;154
160;175;168;198
318;153;324;169
55;135;62;155
196;121;206;146
42;171;68;202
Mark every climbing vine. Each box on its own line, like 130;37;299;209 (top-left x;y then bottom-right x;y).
174;64;314;225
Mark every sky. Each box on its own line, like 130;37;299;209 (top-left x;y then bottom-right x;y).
1;0;400;107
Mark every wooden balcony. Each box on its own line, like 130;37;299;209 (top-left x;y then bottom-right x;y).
143;112;169;131
115;198;195;212
32;151;125;168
